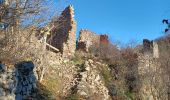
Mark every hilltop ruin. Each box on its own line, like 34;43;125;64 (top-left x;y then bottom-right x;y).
47;5;76;58
77;29;109;52
138;39;169;100
0;2;170;99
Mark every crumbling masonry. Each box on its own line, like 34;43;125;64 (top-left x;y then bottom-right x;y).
138;39;168;100
77;29;109;52
47;5;76;58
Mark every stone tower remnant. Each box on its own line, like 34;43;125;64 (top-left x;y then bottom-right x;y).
100;34;109;45
152;41;159;58
143;39;159;58
143;39;152;53
47;5;76;58
77;29;100;51
138;39;166;100
77;29;109;52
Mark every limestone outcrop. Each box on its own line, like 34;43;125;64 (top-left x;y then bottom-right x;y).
76;59;110;100
0;61;38;100
0;64;15;100
15;61;37;100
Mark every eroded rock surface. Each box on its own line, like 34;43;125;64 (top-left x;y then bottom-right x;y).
78;60;109;100
68;59;110;100
0;61;37;100
0;65;15;100
15;61;37;100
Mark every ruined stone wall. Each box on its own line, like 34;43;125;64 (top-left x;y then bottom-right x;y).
156;36;170;99
143;39;152;55
138;39;168;100
77;29;100;51
77;29;109;52
142;39;159;58
153;41;159;58
47;5;76;58
100;34;109;45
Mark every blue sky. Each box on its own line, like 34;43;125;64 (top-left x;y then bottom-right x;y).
58;0;170;45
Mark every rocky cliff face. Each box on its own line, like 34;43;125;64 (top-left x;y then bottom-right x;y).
0;65;15;100
76;59;110;100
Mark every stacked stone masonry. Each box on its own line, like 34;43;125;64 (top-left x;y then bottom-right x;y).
138;39;167;100
143;39;159;58
47;5;76;58
77;29;109;52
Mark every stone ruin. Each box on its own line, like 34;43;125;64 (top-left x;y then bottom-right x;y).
35;6;110;58
138;39;167;100
77;29;100;51
47;5;76;58
2;3;166;99
77;29;109;52
143;39;159;58
100;34;109;45
152;41;159;58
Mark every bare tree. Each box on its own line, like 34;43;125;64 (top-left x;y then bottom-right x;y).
0;0;63;82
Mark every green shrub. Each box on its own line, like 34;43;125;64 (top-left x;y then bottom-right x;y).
66;94;85;100
71;51;85;65
125;92;135;100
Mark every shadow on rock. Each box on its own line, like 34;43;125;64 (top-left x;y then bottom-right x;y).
15;61;54;100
